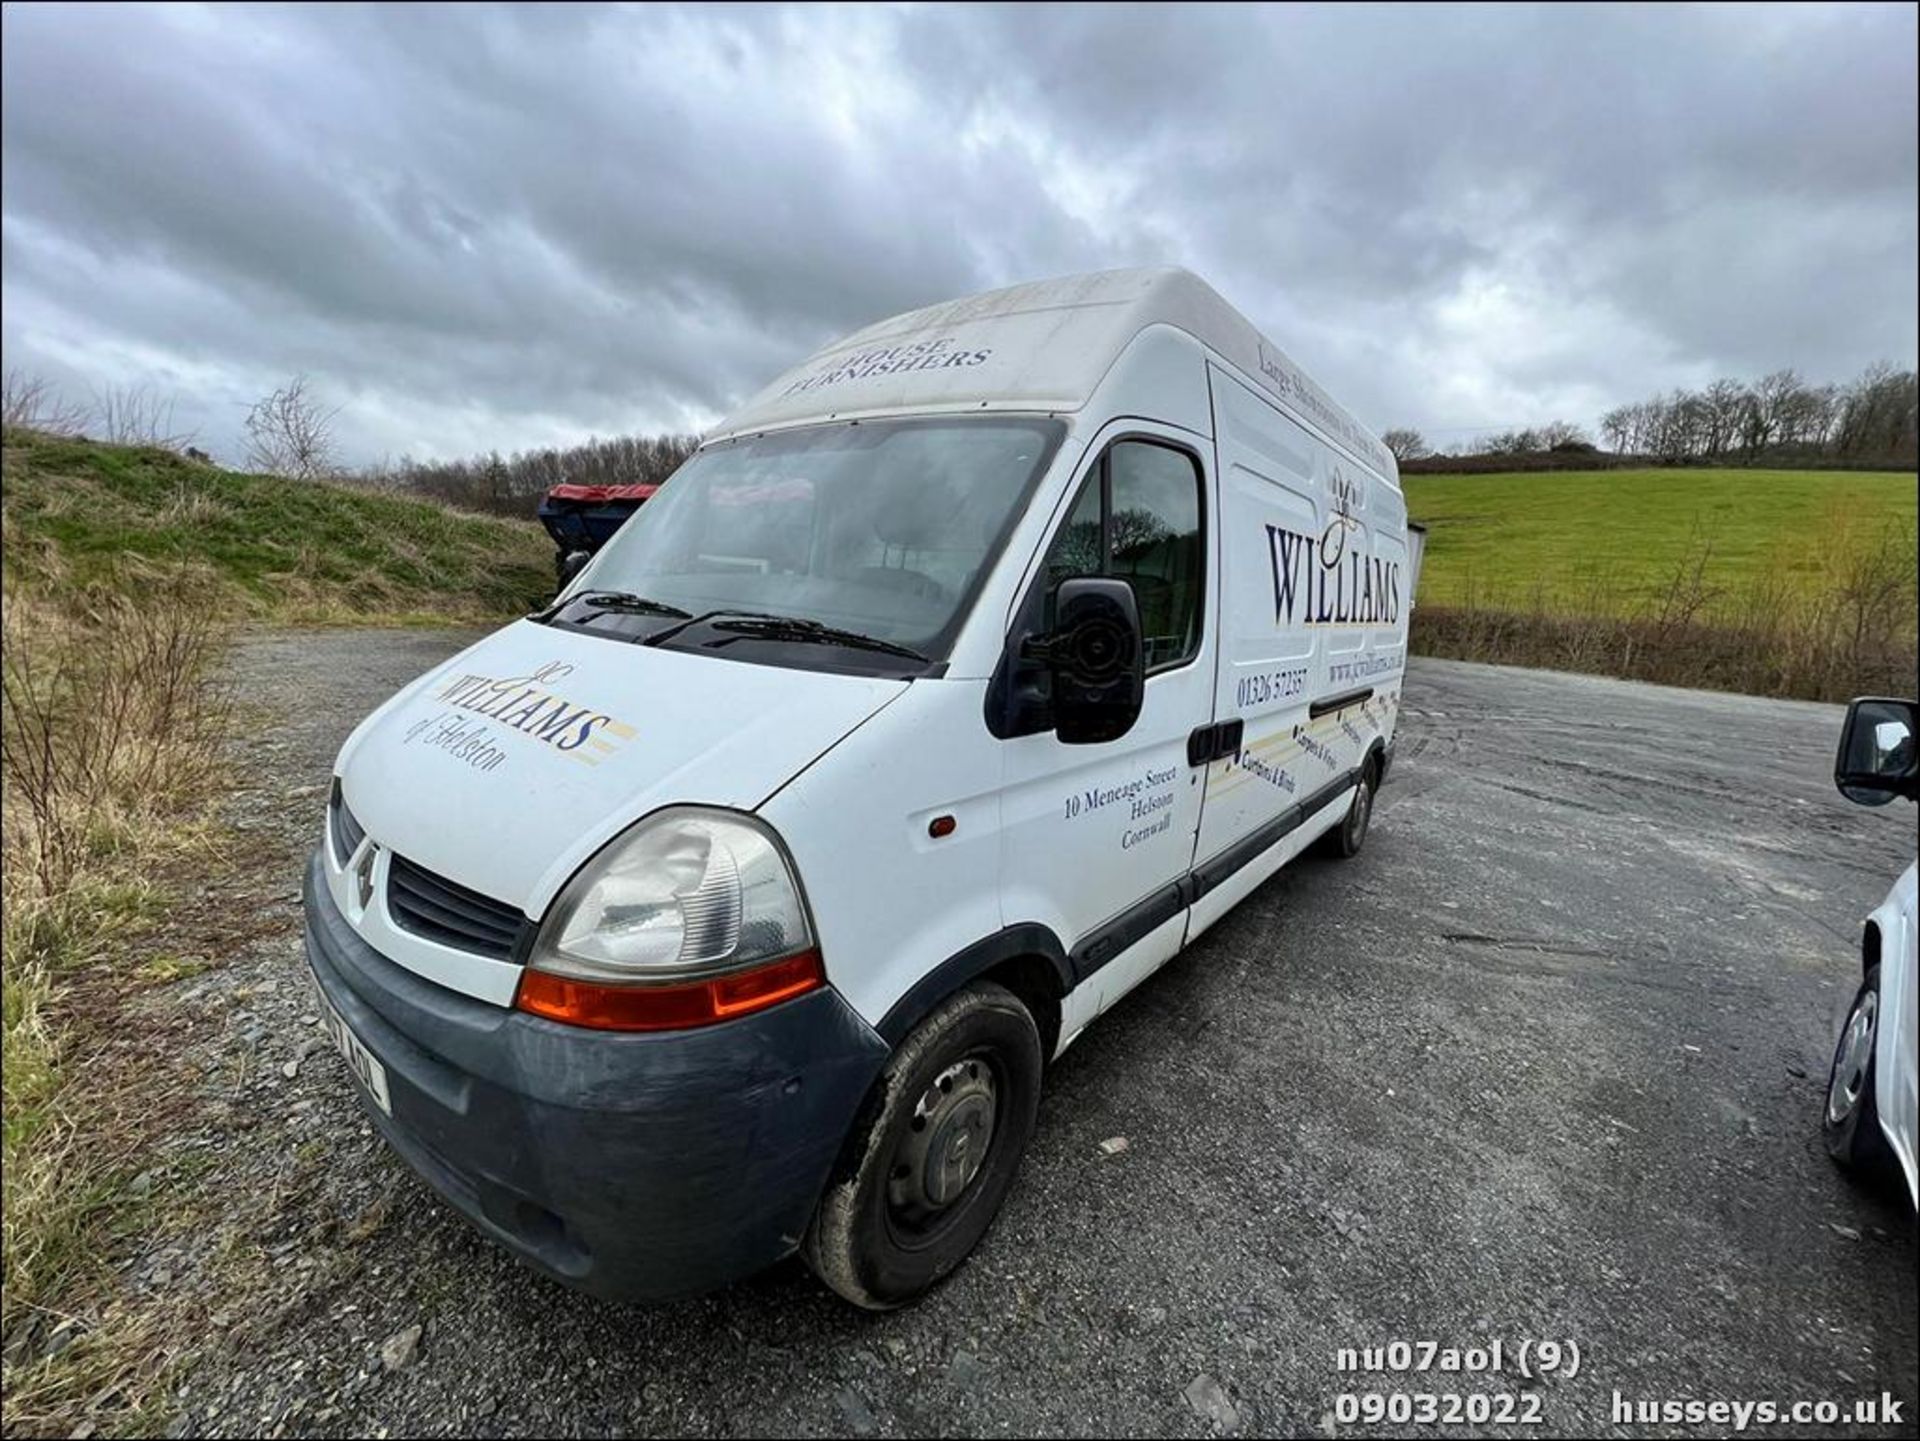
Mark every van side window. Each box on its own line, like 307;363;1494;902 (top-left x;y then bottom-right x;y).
1043;477;1104;596
1043;439;1204;673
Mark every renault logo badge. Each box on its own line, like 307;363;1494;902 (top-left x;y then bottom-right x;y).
355;845;378;912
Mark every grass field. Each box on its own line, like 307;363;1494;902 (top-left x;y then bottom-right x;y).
2;428;553;623
1403;467;1917;625
1402;465;1917;701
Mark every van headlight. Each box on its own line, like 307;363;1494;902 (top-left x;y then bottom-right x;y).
516;808;823;1031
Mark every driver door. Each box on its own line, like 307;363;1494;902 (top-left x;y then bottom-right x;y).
995;421;1216;1011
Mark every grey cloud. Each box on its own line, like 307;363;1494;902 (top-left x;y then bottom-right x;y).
3;1;1913;464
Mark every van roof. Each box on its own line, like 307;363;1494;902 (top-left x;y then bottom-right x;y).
708;266;1394;480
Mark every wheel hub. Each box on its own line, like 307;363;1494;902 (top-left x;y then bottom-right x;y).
1827;991;1877;1126
889;1058;998;1224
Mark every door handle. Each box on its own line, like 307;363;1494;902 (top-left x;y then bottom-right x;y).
1187;725;1215;767
1187;719;1244;767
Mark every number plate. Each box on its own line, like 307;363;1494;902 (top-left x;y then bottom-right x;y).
314;986;392;1116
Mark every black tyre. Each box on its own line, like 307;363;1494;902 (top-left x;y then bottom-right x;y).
1823;965;1896;1181
803;982;1042;1309
1321;756;1378;859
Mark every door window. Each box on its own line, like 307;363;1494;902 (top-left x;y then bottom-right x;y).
1042;439;1205;673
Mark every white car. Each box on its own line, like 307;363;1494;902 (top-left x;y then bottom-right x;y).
1822;696;1918;1208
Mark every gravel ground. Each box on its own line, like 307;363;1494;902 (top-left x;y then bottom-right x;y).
146;631;1915;1438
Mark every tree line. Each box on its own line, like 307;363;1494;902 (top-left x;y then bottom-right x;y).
1599;363;1917;463
1384;420;1595;462
11;355;1913;520
1382;361;1918;467
369;432;702;517
2;369;702;518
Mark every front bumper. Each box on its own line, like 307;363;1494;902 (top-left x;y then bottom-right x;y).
301;850;889;1301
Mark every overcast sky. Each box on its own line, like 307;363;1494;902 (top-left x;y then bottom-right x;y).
3;2;1915;466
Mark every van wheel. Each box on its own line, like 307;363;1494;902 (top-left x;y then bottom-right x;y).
1823;966;1895;1181
1322;757;1378;859
803;983;1042;1309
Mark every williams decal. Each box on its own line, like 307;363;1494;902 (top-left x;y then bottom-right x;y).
1264;509;1401;629
404;661;636;770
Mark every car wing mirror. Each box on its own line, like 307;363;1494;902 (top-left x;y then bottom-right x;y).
1025;576;1145;745
1834;696;1919;807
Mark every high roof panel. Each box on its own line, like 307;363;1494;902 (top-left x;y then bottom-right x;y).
710;267;1394;480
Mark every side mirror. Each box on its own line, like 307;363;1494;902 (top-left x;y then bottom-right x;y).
1026;577;1144;745
1834;696;1919;807
557;549;592;590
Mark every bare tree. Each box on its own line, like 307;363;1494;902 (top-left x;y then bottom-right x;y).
1629;398;1662;454
1700;379;1746;459
2;371;89;435
1599;405;1634;453
1737;369;1801;459
245;375;340;480
1538;420;1591;449
1834;361;1919;462
1780;383;1837;449
1480;427;1540;455
91;382;194;448
1652;389;1705;460
1380;427;1430;462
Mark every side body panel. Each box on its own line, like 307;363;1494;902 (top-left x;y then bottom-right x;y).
1189;365;1407;940
759;678;1009;1032
782;332;1222;1045
700;327;1409;1054
1873;861;1919;1206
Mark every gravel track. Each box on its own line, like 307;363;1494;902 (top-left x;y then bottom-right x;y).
150;631;1914;1438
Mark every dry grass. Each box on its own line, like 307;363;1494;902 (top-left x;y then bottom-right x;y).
1;576;233;1436
1413;511;1918;701
0;424;551;1434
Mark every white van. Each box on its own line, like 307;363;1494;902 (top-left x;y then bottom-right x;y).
305;267;1412;1307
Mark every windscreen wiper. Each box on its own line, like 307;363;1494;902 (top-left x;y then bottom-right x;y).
532;589;692;623
640;608;927;662
709;615;930;662
575;591;692;617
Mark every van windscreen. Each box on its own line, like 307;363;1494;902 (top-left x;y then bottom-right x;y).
558;417;1065;668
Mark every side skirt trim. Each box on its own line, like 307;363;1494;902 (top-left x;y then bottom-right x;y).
1071;767;1360;980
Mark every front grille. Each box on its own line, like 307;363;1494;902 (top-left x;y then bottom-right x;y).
329;780;366;864
387;853;525;960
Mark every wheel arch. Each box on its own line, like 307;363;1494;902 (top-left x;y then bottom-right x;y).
873;923;1071;1057
1364;735;1388;783
813;925;1069;1217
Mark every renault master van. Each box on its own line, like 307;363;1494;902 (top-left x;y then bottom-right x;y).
304;267;1412;1307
